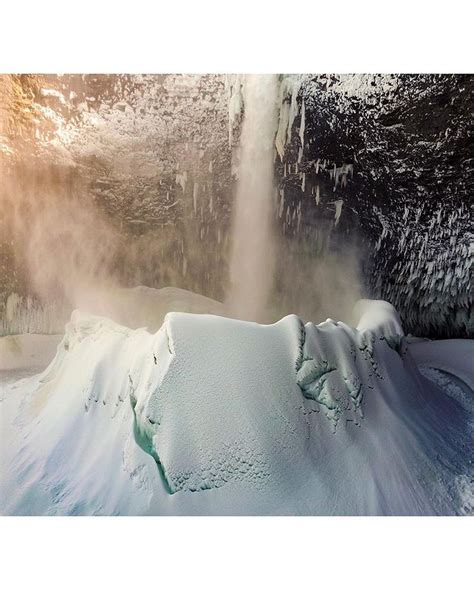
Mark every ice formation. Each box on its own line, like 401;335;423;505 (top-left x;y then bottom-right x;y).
275;74;303;159
1;297;472;515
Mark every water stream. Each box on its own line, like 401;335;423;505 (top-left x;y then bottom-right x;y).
226;74;279;321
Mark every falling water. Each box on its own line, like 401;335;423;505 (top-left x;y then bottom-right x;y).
226;74;279;321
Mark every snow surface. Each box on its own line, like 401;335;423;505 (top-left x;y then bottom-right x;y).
0;334;62;372
0;298;472;515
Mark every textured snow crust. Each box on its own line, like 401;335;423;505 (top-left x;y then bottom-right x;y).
0;299;472;515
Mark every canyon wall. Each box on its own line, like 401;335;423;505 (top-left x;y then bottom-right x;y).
0;74;471;337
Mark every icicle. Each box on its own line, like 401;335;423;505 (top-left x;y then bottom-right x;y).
287;78;301;145
275;96;290;159
299;98;305;149
193;182;199;213
226;75;244;148
275;75;303;159
175;171;187;193
278;189;285;218
334;200;343;226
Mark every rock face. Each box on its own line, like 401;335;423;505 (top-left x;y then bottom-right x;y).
279;74;472;338
0;74;233;311
0;74;472;338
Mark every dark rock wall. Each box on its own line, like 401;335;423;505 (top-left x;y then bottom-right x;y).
278;74;473;337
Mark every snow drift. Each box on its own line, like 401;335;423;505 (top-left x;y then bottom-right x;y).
0;299;472;515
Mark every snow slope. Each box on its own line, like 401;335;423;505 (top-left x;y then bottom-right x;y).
0;300;472;515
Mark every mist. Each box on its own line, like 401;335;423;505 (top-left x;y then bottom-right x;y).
0;74;363;335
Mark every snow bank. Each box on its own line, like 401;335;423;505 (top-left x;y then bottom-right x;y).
408;339;474;413
0;334;62;372
409;339;474;393
354;299;404;346
0;300;472;515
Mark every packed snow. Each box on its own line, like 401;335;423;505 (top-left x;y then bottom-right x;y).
0;292;472;515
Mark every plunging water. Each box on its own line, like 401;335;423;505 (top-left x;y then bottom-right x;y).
226;75;279;322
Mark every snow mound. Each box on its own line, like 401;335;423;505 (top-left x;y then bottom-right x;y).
1;300;472;515
354;298;404;344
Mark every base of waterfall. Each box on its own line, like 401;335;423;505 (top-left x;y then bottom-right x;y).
0;294;472;515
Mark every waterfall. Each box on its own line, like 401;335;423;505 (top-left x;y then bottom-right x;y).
226;74;279;321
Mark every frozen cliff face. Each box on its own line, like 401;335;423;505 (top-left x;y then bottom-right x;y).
0;74;234;314
1;299;472;515
0;74;472;338
277;74;472;338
